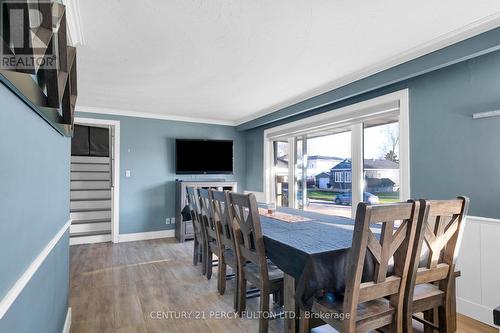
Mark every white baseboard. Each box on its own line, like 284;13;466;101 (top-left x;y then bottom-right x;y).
118;229;175;243
0;220;71;319
457;297;497;328
62;307;71;333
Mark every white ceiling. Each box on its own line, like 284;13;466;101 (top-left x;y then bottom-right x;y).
75;1;500;125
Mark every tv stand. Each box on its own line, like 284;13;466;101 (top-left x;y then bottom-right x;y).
175;180;237;242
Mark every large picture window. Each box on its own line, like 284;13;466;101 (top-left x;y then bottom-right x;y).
263;90;409;218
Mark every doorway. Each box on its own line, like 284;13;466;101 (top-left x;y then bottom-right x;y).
70;118;120;245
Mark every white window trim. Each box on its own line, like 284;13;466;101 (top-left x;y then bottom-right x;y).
345;171;352;183
334;172;342;182
263;89;410;214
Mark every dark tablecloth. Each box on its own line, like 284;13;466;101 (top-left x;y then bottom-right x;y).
260;206;381;310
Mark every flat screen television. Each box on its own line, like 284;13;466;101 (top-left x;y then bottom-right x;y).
175;139;234;174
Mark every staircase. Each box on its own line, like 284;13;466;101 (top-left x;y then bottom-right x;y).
70;156;112;245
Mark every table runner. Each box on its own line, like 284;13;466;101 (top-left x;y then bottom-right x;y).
258;207;311;223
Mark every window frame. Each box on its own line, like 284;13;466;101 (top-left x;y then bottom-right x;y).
263;89;410;217
334;172;343;182
345;171;352;183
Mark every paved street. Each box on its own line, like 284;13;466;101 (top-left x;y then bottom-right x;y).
305;199;352;218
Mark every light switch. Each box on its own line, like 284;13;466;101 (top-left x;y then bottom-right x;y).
125;170;131;177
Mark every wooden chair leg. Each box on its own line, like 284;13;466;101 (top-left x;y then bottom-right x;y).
424;309;435;333
192;237;199;266
389;314;399;333
237;271;247;316
393;307;403;333
272;290;279;305
278;288;284;307
218;261;227;295
233;270;239;313
206;247;213;280
201;240;208;276
448;277;458;333
259;288;270;333
438;304;453;333
299;309;310;333
198;243;203;263
404;311;414;333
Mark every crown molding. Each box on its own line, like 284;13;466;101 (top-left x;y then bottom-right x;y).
63;0;86;46
235;12;500;128
76;105;237;126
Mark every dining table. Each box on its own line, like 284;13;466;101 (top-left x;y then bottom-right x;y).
258;205;459;333
259;205;362;333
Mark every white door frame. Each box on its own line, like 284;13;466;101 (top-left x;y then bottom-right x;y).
263;89;410;214
75;117;120;243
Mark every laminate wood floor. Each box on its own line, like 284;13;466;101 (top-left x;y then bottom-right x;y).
70;238;498;333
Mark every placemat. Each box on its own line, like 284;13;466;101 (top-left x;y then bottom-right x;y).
258;207;311;223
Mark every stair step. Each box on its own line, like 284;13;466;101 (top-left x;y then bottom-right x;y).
70;208;111;213
71;210;111;221
69;233;112;246
70;230;111;238
71;156;110;164
71;180;110;190
71;189;111;200
71;163;110;172
71;198;110;202
71;218;111;225
70;222;111;234
71;172;110;181
70;199;111;211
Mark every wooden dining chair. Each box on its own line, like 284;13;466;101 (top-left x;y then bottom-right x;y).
186;186;206;274
209;190;240;311
403;197;469;333
228;192;284;333
311;201;422;333
198;188;220;280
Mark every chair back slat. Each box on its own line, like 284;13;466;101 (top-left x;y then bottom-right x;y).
343;201;421;332
413;197;469;281
199;188;217;241
209;190;236;252
186;186;203;238
227;192;268;277
415;264;449;284
403;197;469;332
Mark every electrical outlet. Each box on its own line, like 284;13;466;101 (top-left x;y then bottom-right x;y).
165;218;170;224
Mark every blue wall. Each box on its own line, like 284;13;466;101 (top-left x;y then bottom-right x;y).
0;232;69;333
76;112;247;234
0;83;70;332
243;50;500;219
